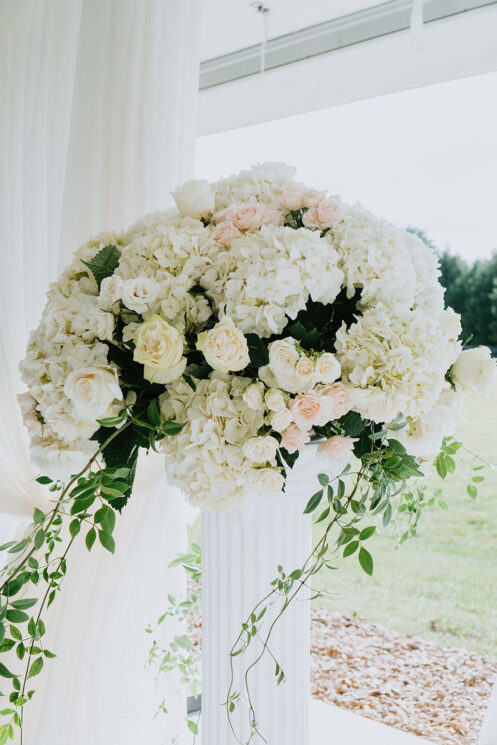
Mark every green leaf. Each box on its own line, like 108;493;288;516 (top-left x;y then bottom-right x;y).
0;725;8;745
85;528;96;551
81;244;120;289
97;415;125;428
5;610;28;624
467;484;477;500
246;333;269;367
35;476;52;485
318;473;329;486
359;547;374;576
0;663;15;679
98;531;115;554
343;540;359;558
43;650;57;659
186;719;199;735
289;569;303;580
359;526;376;541
27;657;44;679
147;399;162;428
33;508;45;524
435;454;448;479
11;598;37;611
69;519;81;539
303;490;323;514
162;421;186;436
34;529;45;550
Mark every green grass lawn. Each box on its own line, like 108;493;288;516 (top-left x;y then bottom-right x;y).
313;390;497;657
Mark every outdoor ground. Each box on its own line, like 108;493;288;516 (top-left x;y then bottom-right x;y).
313;389;497;658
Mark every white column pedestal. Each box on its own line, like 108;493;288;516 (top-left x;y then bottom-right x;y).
201;444;335;745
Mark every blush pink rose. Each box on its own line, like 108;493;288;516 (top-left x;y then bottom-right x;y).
17;392;43;437
317;435;357;460
302;198;343;229
317;382;352;420
280;423;310;454
211;222;242;247
261;208;284;227
289;391;332;430
231;203;266;232
278;189;325;211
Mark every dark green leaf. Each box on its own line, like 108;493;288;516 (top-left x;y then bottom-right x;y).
246;333;269;367
359;526;376;541
81;244;120;289
5;610;28;624
85;528;96;551
35;476;52;485
98;531;115;554
359;547;374;576
303;490;323;514
162;421;186;436
69;519;81;538
11;599;37;611
33;508;45;524
343;541;359;558
0;663;15;679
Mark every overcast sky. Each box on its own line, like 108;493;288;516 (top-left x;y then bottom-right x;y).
196;71;497;263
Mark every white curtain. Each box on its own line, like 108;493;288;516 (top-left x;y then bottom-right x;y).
0;1;201;743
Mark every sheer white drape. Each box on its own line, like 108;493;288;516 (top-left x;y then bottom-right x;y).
0;1;201;743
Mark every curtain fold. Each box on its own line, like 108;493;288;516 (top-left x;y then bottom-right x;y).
1;1;201;742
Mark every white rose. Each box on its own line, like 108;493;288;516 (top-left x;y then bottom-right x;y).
265;388;286;412
98;275;123;310
134;315;186;384
261;338;308;394
242;435;279;464
121;277;159;314
251;468;285;493
315;353;341;384
295;355;315;388
64;366;123;420
451;347;497;396
197;317;250;374
89;307;115;341
438;308;462;340
270;408;293;433
243;382;265;410
171;179;215;219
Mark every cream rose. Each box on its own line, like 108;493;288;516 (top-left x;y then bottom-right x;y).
280;423;310;453
315;353;341;384
64;367;123;420
243;382;265;410
270;408;293;433
121;277;159;314
242;435;279;464
265;388;286;412
450;347;497;396
134;315;186;384
251;468;285;493
296;355;315;388
261;338;302;394
171;179;215;219
317;435;357;460
289;391;332;430
98;275;123;310
197;317;250;374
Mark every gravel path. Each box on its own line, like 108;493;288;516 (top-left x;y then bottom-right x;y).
311;608;497;745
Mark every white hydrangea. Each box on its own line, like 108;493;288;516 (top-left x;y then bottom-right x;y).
202;226;344;337
160;375;267;508
396;389;464;461
335;304;461;422
330;204;443;314
213;162;299;211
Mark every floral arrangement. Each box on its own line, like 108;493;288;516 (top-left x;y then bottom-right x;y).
1;162;495;741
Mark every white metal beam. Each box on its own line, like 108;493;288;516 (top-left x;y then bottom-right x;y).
198;1;497;135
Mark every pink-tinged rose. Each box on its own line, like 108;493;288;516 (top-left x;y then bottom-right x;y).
302;198;343;229
317;435;357;460
317;382;352;420
289;391;333;430
232;203;266;232
278;189;325;211
281;423;310;453
17;392;43;437
261;209;284;227
211;222;242;247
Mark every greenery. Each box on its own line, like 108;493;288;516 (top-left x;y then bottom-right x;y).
313;388;497;657
409;228;497;347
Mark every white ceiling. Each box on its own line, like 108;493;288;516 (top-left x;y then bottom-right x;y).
200;0;382;60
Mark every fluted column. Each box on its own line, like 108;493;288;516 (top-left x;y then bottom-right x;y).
201;444;333;745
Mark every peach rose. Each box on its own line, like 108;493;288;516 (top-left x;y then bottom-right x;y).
278;189;325;211
211;222;242;247
303;198;343;229
317;435;357;460
318;382;352;420
232;203;266;232
289;391;332;430
280;423;310;453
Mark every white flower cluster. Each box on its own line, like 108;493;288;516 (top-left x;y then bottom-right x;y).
19;162;497;501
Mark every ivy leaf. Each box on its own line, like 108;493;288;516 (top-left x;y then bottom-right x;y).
81;244;120;289
359;546;374;576
27;657;44;679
